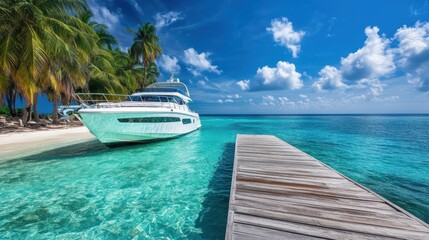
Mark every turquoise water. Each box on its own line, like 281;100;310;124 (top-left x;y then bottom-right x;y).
0;115;428;239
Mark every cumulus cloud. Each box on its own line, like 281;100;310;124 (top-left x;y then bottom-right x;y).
340;27;395;81
225;94;241;99
312;66;347;91
236;80;250;90
154;11;183;29
88;1;119;29
299;94;307;98
278;97;295;106
198;80;206;86
267;17;305;58
184;48;221;76
236;61;303;91
261;95;276;105
216;94;241;104
216;98;234;104
313;26;395;93
260;95;296;106
255;61;303;90
157;54;181;74
395;21;429;91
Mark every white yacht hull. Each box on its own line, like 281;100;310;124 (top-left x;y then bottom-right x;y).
77;107;201;145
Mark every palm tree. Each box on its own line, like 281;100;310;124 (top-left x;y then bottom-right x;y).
0;0;91;125
75;11;131;97
110;48;143;94
130;23;162;89
144;62;160;86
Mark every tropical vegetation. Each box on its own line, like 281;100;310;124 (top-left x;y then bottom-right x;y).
0;0;162;125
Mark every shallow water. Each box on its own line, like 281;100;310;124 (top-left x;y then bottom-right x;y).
0;115;428;239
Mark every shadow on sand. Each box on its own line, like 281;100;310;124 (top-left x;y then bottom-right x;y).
195;142;235;239
5;137;183;163
3;140;108;163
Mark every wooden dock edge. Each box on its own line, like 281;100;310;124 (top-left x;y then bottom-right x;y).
225;134;429;239
307;145;429;229
225;133;241;240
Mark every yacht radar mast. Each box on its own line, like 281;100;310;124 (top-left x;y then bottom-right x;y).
167;71;180;83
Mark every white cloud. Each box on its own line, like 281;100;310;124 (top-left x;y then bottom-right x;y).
158;54;181;74
264;95;275;101
278;97;295;106
154;11;183;29
409;2;428;16
255;61;303;90
126;0;143;15
395;21;429;91
184;48;221;76
340;27;395;81
299;94;310;101
216;94;241;104
267;17;305;58
88;1;119;29
236;80;250;90
313;26;395;93
261;95;276;105
312;66;347;91
198;80;206;86
226;94;241;99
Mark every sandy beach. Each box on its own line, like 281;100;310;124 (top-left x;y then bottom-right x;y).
0;126;96;162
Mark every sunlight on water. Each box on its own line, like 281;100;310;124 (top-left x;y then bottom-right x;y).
0;115;428;238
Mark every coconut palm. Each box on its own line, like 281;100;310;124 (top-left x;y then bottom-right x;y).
75;11;131;97
0;0;92;124
110;48;143;94
130;23;162;89
144;62;160;86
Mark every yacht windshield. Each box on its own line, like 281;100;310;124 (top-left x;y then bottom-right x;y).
127;95;186;105
142;87;187;96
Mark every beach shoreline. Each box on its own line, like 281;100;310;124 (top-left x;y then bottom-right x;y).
0;126;96;162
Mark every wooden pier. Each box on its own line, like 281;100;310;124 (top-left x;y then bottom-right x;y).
226;134;429;240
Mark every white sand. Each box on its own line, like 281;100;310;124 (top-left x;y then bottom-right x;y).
0;127;96;161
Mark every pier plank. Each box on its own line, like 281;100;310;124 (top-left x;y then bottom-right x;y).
226;134;429;240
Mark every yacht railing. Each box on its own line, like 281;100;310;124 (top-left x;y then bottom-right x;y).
74;93;192;112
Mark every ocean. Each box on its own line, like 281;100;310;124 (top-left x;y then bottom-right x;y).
0;115;428;239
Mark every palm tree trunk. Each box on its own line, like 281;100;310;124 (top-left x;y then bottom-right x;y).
33;93;39;122
22;98;31;126
0;94;4;108
6;88;17;117
52;94;59;124
11;90;17;117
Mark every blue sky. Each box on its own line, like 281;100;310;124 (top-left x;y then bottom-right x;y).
78;1;429;113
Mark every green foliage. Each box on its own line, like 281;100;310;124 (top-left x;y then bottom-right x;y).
130;22;162;88
0;106;10;116
0;0;163;119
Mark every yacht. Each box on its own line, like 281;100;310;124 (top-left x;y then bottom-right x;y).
75;79;201;146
